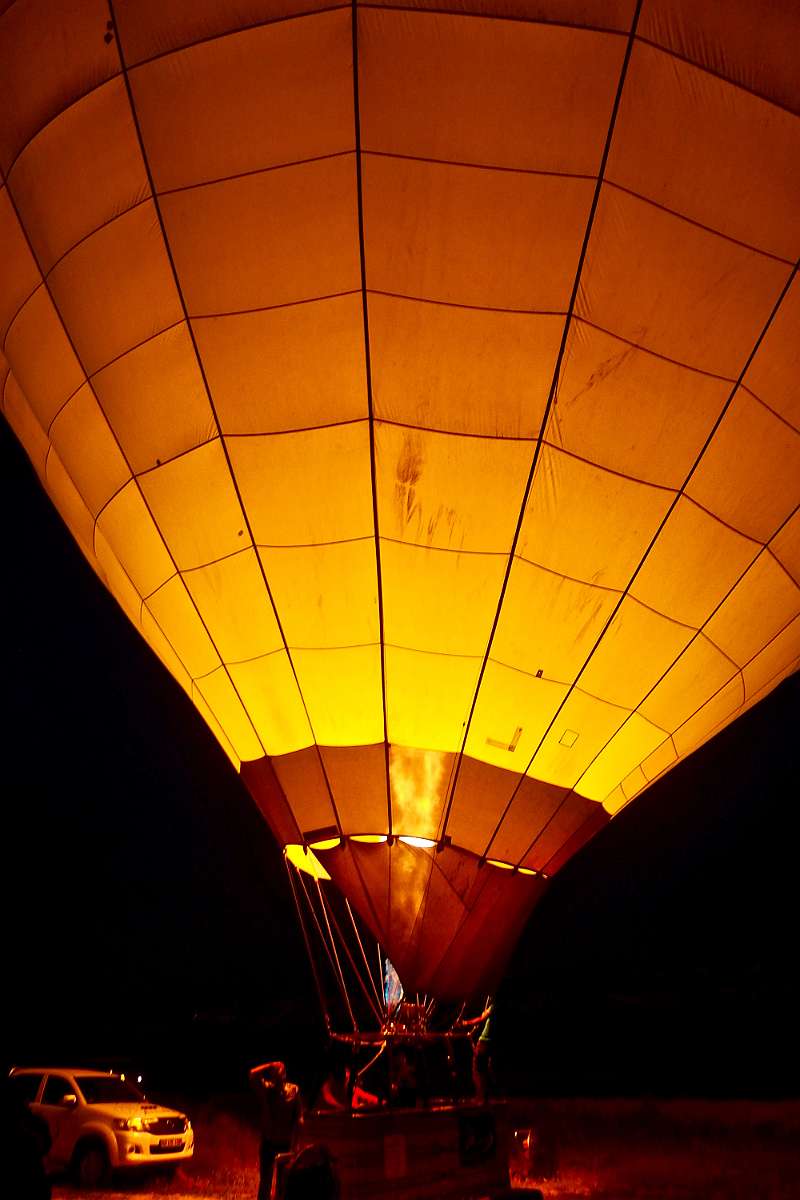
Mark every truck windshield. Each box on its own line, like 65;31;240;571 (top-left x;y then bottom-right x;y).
76;1077;145;1104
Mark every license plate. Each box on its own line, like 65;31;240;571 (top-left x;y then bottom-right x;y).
159;1137;182;1148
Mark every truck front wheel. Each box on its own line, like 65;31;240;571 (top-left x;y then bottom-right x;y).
74;1140;111;1189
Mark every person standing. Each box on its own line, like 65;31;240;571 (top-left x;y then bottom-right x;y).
470;1003;494;1104
249;1061;302;1200
2;1080;52;1200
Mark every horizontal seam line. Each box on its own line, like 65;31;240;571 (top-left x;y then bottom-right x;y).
129;4;352;71
161;535;377;580
357;4;627;38
614;593;699;635
45;380;86;437
44;321;187;437
257;535;374;550
678;492;774;545
224;416;367;438
43;419;776;559
189;289;362;320
669;617;800;742
123;422;371;478
700;634;754;677
3;281;45;351
3;71;123;180
384;641;481;661
739;384;800;437
276;640;377;652
603;179;795;265
173;545;266;577
765;546;800;591
157;149;355;196
376;416;538;443
369;289;566;315
2;15;794;189
635;34;800;121
372;154;795;265
9;163;788;311
1;139;246;755
90;319;186;377
192;655;278;682
363;147;596;182
149;146;789;270
132;435;226;478
192;640;380;677
378;417;681;494
380;535;509;557
587;506;800;798
488;658;638;716
573;316;738;381
629;657;794;807
513;554;622;594
42;196;152;277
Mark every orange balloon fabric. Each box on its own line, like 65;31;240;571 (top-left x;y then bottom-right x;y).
1;0;798;998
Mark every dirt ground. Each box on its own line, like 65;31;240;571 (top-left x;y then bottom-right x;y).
51;1097;800;1200
515;1097;800;1199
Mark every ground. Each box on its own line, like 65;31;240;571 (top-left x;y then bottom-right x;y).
51;1098;800;1199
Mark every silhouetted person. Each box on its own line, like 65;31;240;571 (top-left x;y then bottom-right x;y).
471;1006;493;1104
390;1045;418;1107
284;1144;339;1200
2;1081;52;1200
318;1058;351;1110
318;1059;379;1111
249;1061;301;1200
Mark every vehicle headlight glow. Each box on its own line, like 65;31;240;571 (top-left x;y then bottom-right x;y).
113;1116;145;1131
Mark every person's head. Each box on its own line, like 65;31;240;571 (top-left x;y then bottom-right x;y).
264;1061;286;1087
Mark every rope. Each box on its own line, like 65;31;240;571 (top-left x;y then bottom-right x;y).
356;1040;387;1082
284;856;331;1031
295;868;346;991
315;879;359;1032
319;887;383;1025
345;898;385;1014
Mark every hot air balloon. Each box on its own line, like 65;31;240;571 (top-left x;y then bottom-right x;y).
1;0;798;1057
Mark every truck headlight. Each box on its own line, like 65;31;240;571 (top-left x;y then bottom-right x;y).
113;1116;144;1131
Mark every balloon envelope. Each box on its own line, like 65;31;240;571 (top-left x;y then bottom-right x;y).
1;0;798;999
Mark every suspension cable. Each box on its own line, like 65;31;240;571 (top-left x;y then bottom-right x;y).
284;856;331;1031
356;1039;387;1082
318;885;383;1025
315;879;359;1032
448;1002;466;1034
295;868;346;988
377;944;385;1011
293;864;359;1032
345;897;384;1014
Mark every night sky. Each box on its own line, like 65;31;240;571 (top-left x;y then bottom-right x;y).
2;415;798;1100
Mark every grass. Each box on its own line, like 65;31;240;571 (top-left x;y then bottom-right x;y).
52;1096;800;1199
509;1098;800;1198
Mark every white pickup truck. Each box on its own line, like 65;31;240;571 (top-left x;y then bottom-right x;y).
9;1067;194;1187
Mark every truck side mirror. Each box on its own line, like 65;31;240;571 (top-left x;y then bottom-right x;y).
60;1094;77;1107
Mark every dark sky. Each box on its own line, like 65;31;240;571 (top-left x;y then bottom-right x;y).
2;415;798;1098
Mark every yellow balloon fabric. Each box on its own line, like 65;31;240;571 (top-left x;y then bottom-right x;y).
1;0;798;996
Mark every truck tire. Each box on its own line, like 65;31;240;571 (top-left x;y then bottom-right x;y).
74;1140;111;1189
